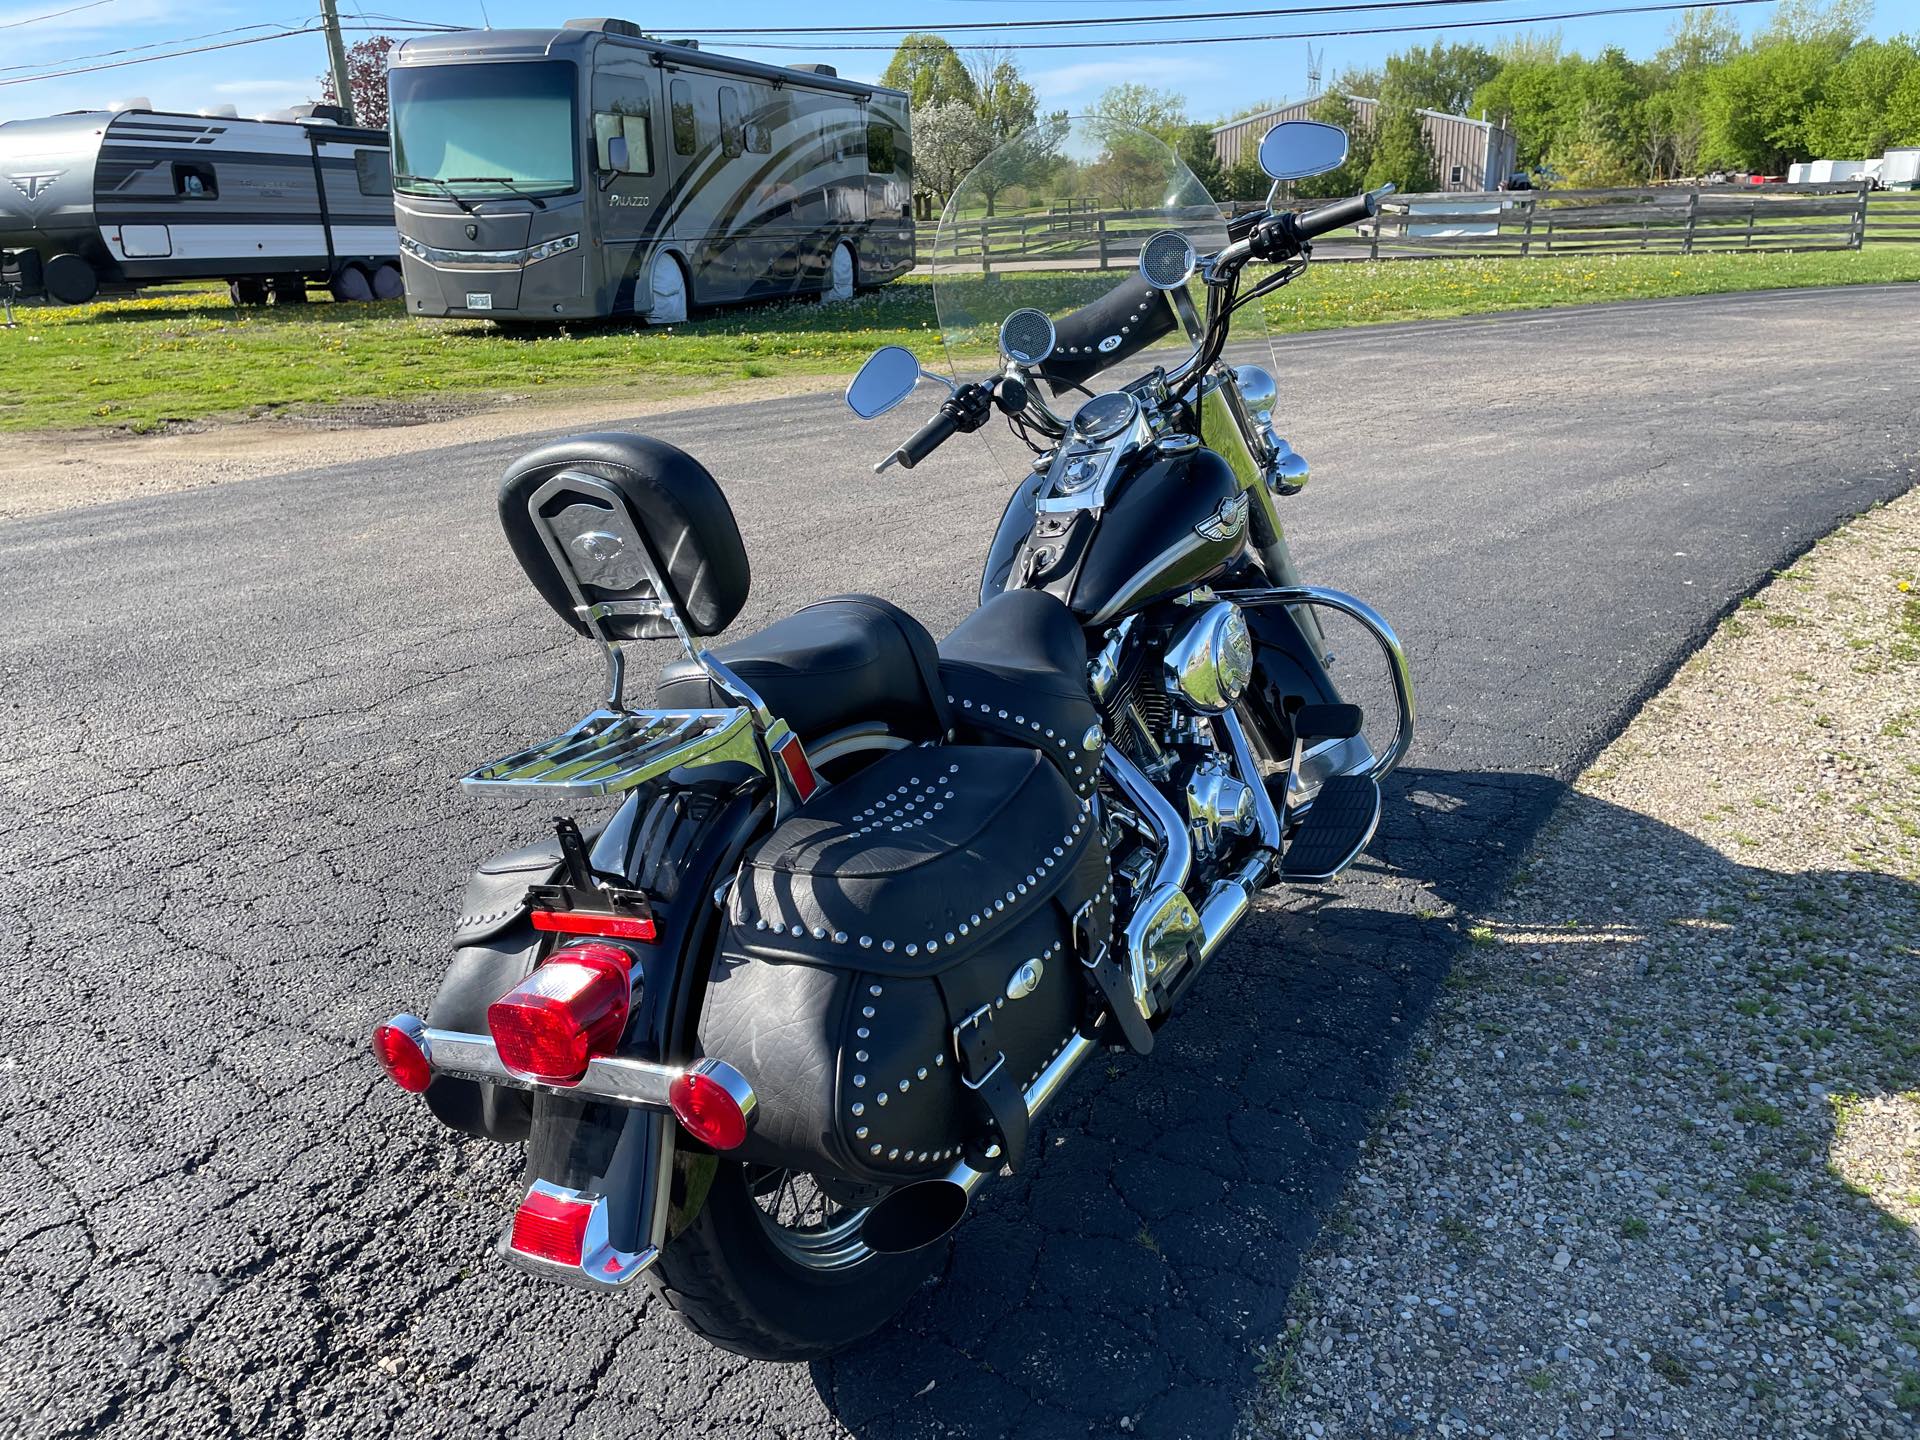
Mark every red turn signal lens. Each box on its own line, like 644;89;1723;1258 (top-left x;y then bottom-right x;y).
530;909;658;942
487;941;633;1085
668;1067;751;1151
508;1185;595;1265
372;1017;432;1093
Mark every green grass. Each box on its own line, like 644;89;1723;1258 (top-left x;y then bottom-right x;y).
4;245;1916;434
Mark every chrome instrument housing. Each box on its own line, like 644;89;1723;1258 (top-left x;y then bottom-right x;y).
1163;600;1254;713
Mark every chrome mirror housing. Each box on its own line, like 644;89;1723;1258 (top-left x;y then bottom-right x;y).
1257;121;1349;181
845;345;925;419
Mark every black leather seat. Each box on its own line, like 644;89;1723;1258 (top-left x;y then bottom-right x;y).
656;594;950;742
937;590;1102;796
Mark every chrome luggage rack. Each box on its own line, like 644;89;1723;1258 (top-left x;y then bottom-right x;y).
460;468;818;814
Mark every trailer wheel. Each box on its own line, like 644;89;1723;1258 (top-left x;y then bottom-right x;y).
647;251;688;325
328;264;373;303
825;241;856;303
269;276;309;305
372;263;404;300
229;278;269;306
44;253;98;306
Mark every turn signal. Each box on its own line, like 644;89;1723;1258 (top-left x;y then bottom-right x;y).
508;1184;596;1265
372;1015;433;1093
487;941;633;1085
668;1065;753;1151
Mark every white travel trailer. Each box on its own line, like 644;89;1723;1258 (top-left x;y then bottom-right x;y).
388;19;914;324
0;102;399;306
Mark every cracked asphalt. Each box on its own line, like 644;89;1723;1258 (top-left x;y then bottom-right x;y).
0;284;1911;1439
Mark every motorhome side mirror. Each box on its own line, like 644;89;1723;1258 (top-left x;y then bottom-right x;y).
608;136;629;171
846;346;923;419
1258;121;1349;181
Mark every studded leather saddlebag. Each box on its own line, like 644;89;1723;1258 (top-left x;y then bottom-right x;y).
699;745;1122;1188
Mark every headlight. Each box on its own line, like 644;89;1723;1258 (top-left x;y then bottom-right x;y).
1164;601;1254;713
525;234;580;264
398;234;426;259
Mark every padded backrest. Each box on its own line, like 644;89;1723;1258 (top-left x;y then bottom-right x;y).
498;432;750;642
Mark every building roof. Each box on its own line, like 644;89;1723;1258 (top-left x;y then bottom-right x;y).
1212;92;1503;135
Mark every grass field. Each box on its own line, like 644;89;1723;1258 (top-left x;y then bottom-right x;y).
3;246;1915;434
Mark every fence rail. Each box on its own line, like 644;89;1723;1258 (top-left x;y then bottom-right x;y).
912;182;1920;270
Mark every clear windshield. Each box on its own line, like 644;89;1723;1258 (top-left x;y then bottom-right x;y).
930;116;1270;482
391;61;579;198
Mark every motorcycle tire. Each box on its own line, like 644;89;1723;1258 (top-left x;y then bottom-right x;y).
648;1159;941;1361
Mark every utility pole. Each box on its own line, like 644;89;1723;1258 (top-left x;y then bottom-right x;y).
319;0;356;126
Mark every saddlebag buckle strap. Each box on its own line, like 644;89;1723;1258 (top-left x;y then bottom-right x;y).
952;1002;1028;1172
1072;900;1154;1056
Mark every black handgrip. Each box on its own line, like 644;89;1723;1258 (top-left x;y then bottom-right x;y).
1293;190;1378;241
892;408;959;470
1037;271;1179;396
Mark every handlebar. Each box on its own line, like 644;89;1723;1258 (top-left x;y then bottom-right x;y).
887;407;959;471
1292;188;1382;242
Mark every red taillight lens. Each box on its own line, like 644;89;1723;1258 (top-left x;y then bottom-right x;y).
372;1017;432;1093
508;1185;595;1265
530;908;658;942
669;1068;750;1151
487;941;632;1085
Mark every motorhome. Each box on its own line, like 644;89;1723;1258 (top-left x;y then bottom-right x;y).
0;102;398;306
387;19;914;324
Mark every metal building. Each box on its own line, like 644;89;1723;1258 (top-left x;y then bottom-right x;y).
1213;94;1518;193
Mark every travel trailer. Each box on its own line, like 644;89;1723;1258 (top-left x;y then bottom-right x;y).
0;102;399;306
387;19;914;324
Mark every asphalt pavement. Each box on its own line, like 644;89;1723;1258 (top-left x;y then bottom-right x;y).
0;283;1912;1439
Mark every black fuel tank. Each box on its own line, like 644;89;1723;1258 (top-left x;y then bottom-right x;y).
982;445;1248;625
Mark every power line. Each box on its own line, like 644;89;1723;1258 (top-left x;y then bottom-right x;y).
0;21;448;86
0;19;307;75
680;0;1550;36
716;0;1772;49
0;0;114;30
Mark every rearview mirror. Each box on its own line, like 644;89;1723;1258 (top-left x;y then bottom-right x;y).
1258;121;1349;181
846;345;924;419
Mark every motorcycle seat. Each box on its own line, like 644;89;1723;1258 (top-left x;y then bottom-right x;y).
937;590;1102;796
656;593;950;742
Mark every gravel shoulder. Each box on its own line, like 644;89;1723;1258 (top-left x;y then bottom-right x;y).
1255;492;1920;1437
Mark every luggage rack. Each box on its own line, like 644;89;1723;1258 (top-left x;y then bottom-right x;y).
460;705;762;798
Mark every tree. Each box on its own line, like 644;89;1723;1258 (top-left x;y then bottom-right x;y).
1174;123;1225;198
966;48;1039;140
881;35;977;111
1655;6;1743;72
1365;103;1438;191
1293;90;1377;199
1702;35;1848;170
318;34;395;129
913;99;993;210
1092;83;1189;144
1381;40;1503;116
1217;155;1270;202
1803;36;1920;156
1333;64;1385;98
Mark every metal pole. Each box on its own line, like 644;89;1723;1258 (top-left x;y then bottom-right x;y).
319;0;356;126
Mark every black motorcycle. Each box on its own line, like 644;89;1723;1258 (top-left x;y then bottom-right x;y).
372;117;1414;1361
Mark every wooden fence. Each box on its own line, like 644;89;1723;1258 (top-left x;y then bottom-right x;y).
912;182;1920;270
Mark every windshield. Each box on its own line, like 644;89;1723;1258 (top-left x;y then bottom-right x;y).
390;61;579;198
930;116;1269;484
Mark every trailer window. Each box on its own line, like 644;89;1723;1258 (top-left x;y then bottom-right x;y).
671;80;698;157
354;149;392;196
172;162;217;199
593;111;654;176
867;123;895;175
718;86;743;160
390;60;578;198
744;89;772;155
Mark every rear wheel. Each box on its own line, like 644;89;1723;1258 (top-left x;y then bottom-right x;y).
824;241;856;302
371;262;405;300
649;1159;939;1361
328;264;373;302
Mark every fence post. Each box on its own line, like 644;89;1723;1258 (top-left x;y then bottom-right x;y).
1853;178;1869;249
1520;196;1535;258
1683;187;1698;255
1097;216;1109;269
980;219;990;276
1369;211;1379;261
1744;200;1756;251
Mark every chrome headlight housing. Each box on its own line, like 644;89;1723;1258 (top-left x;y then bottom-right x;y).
525;233;580;264
1164;601;1254;713
1231;365;1277;427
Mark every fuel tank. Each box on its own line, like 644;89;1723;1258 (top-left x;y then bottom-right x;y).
982;444;1249;625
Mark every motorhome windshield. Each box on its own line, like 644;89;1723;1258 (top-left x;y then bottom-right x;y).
391;61;578;197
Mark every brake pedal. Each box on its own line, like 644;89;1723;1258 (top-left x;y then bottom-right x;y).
1279;773;1381;883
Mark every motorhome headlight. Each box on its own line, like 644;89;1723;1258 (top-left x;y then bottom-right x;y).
1164;601;1254;713
525;234;580;264
398;234;427;260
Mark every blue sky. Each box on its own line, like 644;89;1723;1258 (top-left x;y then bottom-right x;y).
0;1;1906;126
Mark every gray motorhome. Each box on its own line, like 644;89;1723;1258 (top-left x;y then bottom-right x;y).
388;19;913;324
0;103;398;306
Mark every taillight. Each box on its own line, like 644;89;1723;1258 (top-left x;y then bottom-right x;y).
668;1063;753;1150
530;908;657;942
372;1015;433;1093
487;941;633;1084
508;1183;596;1265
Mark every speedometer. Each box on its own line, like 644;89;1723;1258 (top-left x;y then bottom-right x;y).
1071;391;1138;443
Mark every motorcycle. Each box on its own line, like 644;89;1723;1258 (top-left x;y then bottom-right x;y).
370;116;1414;1361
